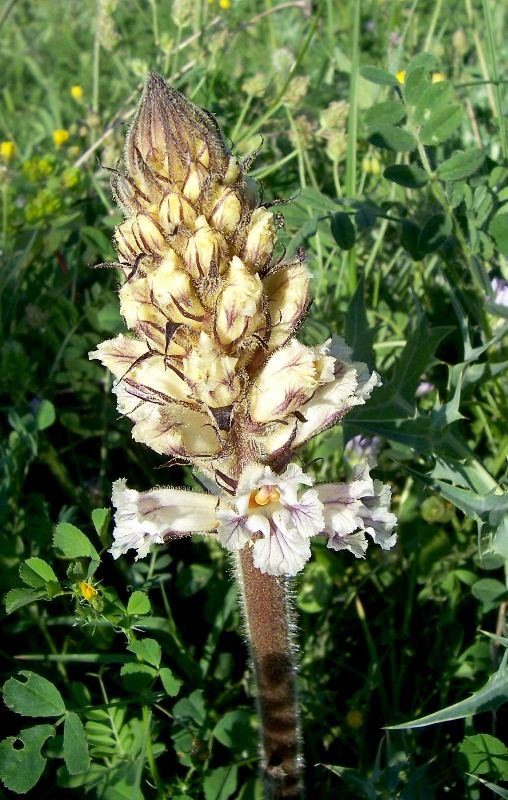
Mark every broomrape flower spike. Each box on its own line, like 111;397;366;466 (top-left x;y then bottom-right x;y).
90;74;396;798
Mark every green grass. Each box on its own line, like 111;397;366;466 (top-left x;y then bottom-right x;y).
0;0;507;798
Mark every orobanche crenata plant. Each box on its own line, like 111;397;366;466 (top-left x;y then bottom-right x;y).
90;74;397;799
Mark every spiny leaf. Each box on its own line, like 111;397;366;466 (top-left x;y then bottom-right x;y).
386;656;508;729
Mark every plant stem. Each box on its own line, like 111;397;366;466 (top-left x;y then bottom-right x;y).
92;0;101;115
236;547;303;799
345;0;361;294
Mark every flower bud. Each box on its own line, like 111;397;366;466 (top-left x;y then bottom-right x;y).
119;277;167;344
149;251;206;326
111;172;149;216
115;219;138;263
126;74;229;192
264;260;310;350
242;207;276;270
185;215;228;279
215;256;264;347
90;334;148;379
130;400;221;458
132;212;168;257
159;190;197;229
183;332;242;407
182;163;207;202
127;353;191;403
224;156;242;185
209;187;242;235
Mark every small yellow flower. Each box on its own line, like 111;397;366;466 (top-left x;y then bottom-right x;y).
219;0;231;7
431;72;445;83
79;580;98;602
395;69;406;84
345;709;364;730
361;153;382;175
53;129;70;147
1;141;16;161
70;84;84;101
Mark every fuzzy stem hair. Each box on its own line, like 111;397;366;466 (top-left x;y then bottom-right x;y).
235;547;304;799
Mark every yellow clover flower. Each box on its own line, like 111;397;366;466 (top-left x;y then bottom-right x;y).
70;84;84;101
345;710;364;730
53;129;70;147
361;153;382;175
395;69;406;84
431;72;445;83
0;141;16;161
79;581;98;602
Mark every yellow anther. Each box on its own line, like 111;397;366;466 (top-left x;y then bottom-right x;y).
250;486;281;507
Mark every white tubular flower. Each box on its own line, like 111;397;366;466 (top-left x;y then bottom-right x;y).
110;462;396;574
290;337;381;449
216;463;325;576
317;463;397;557
110;478;218;560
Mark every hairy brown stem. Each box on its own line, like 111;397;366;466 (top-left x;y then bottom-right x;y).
236;547;304;799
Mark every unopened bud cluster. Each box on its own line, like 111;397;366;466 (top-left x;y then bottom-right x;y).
91;74;377;481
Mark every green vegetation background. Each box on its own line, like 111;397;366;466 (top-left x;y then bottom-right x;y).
0;0;507;798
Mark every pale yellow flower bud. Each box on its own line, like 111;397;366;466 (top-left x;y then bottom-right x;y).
159;190;197;229
149;251;206;326
242;207;276;271
119;277;167;343
264;260;310;350
132;212;168;257
128;353;192;403
130;400;221;458
183;332;241;408
182;164;206;202
89;334;148;379
224;156;242;186
115;221;138;263
115;213;167;261
215;256;264;346
111;174;148;216
185;215;227;279
209;187;242;235
126;74;229;191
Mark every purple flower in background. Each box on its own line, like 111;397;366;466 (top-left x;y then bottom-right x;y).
416;381;435;398
345;435;382;467
491;277;508;307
